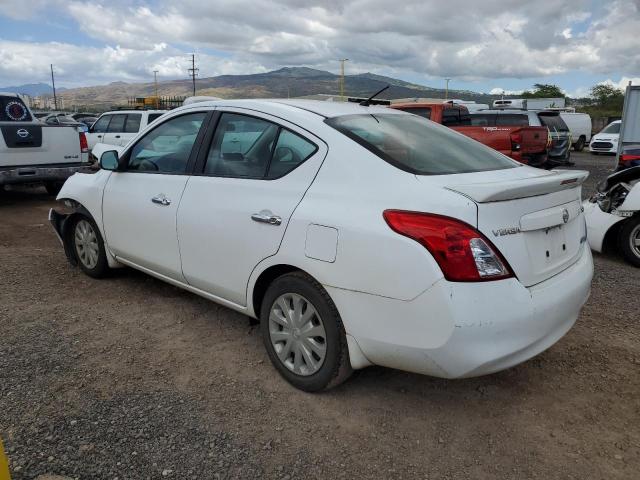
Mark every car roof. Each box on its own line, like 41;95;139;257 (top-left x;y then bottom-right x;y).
178;99;400;119
101;110;168;115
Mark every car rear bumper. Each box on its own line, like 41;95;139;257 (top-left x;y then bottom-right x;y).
0;163;92;185
328;246;592;378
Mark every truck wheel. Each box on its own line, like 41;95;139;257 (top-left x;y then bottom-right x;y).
260;272;352;392
69;215;110;278
618;217;640;267
574;137;585;152
44;181;64;196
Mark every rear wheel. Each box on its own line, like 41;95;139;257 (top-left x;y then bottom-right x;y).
71;216;109;277
574;136;585;152
260;272;352;392
618;217;640;267
44;181;64;196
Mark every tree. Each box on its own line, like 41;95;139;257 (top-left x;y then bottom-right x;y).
590;84;624;111
521;83;565;98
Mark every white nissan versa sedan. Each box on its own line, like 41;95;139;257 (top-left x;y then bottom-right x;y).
49;99;593;391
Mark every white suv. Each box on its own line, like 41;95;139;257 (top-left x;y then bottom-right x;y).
86;110;166;151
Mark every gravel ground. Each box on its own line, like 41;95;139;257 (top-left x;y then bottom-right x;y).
1;151;639;479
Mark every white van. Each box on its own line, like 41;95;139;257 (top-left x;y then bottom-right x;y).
559;112;592;151
86;110;167;151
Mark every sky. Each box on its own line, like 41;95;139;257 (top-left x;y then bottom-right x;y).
0;0;638;96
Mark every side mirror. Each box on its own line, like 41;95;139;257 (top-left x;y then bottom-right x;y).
99;150;119;171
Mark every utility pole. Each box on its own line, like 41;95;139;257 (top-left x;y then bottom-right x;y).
444;78;451;101
188;54;198;96
153;70;159;109
50;64;58;110
339;59;349;100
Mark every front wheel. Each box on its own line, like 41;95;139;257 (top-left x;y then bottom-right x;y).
618;216;640;267
70;216;110;277
260;272;352;392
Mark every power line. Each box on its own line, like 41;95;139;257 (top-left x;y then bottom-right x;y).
188;54;199;96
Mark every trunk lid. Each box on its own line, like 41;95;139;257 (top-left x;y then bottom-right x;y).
419;168;589;287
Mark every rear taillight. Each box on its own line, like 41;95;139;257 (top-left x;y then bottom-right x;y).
510;132;522;152
383;210;514;282
619;154;640;168
79;132;89;153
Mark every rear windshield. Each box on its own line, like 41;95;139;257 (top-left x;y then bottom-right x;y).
601;122;620;134
539;114;569;132
325;113;517;175
395;107;432;120
0;96;32;122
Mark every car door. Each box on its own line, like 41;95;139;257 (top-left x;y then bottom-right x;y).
87;114;111;149
102;113;127;146
102;111;211;281
178;109;327;306
114;113;142;146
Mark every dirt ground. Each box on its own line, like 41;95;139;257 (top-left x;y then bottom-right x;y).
1;151;638;479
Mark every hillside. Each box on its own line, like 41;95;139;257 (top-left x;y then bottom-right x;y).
0;83;67;96
55;67;499;110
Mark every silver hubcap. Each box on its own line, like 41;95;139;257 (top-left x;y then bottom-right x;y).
269;293;327;376
74;219;99;269
630;224;640;258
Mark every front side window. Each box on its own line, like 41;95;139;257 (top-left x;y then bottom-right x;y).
107;114;126;133
124;114;142;133
127;112;206;173
148;113;165;124
326;113;517;175
204;113;279;178
92;115;111;133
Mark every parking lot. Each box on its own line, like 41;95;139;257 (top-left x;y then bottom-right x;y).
1;151;638;479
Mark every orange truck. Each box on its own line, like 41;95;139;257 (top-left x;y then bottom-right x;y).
391;102;549;168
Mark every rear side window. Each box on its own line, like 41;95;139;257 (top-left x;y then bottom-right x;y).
326;113;516;175
396;107;432;120
267;129;317;179
205;113;279;178
148;113;164;124
107;114;126;133
92;115;111;133
470;114;496;126
0;96;32;122
124;114;142;133
539;114;569;132
496;114;530;126
442;108;471;127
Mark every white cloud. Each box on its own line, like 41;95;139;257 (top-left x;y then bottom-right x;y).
0;0;638;90
599;77;640;90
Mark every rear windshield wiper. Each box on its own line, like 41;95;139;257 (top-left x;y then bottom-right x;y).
360;85;390;106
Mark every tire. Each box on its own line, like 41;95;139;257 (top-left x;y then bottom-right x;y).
44;181;64;196
591;151;599;155
260;272;352;392
69;215;110;278
574;136;585;152
618;216;640;267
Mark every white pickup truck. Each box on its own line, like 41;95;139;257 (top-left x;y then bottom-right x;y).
0;92;90;195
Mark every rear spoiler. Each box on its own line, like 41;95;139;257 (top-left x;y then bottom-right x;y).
446;170;589;203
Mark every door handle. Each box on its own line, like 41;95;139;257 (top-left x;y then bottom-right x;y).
151;194;171;206
251;212;282;226
115;135;121;138
97;134;102;138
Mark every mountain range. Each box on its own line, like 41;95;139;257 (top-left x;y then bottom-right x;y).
0;82;67;96
3;68;501;110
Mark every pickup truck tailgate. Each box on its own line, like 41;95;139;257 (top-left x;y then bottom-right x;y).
0;124;84;167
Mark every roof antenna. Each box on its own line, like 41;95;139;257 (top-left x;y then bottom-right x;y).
360;85;390;106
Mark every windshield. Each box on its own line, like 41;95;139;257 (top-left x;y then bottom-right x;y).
601;122;621;134
539;114;569;132
326;113;517;175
